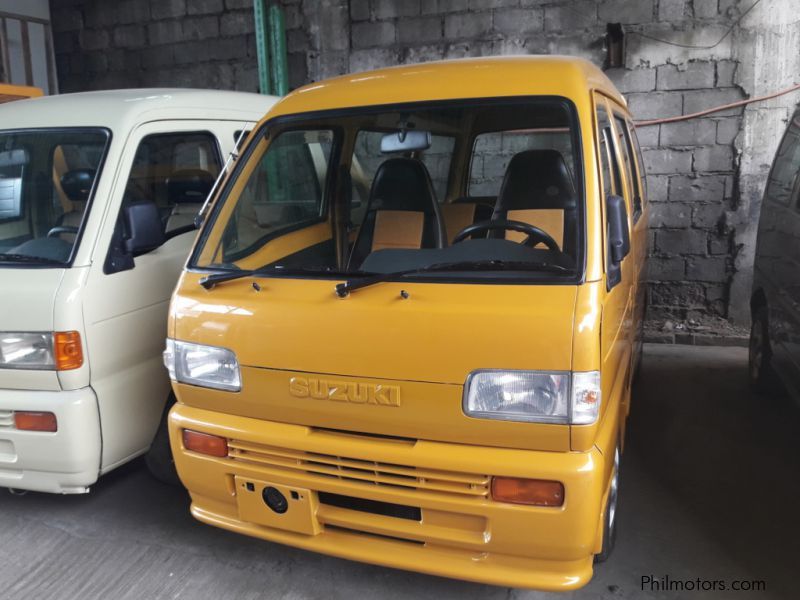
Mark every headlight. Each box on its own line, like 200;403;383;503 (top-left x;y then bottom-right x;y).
464;370;601;424
164;339;241;392
0;332;54;370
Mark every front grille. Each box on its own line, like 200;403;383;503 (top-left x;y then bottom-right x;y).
0;410;13;429
228;439;490;499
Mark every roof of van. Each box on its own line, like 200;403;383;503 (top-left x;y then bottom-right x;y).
0;89;276;130
267;56;626;118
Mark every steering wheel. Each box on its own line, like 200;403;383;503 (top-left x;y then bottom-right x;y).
452;219;560;251
47;226;79;238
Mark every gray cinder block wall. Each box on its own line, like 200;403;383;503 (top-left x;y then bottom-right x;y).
50;0;800;329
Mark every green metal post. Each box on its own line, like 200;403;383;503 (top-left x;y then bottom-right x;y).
253;0;271;95
267;3;290;96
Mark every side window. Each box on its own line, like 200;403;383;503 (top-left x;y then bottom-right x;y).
765;111;800;207
468;129;575;197
125;132;222;234
629;123;648;207
596;105;616;198
234;130;252;150
613;114;643;222
222;129;333;263
597;102;626;286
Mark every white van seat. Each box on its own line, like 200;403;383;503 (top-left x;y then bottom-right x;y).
165;169;214;231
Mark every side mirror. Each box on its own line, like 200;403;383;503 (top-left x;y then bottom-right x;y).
123;202;165;255
606;194;630;288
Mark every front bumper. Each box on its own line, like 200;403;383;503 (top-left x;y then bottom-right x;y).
0;386;101;494
170;404;608;591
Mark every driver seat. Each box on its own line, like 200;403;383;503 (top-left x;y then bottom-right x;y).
347;157;446;270
56;169;95;242
491;149;576;251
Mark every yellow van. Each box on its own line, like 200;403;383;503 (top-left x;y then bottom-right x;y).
165;56;648;590
0;83;43;104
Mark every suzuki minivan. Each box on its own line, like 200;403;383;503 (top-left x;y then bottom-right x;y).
0;89;275;494
166;57;648;590
0;84;43;105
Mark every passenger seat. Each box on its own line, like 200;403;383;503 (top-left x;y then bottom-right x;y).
165;169;214;231
347;157;446;269
492;149;576;252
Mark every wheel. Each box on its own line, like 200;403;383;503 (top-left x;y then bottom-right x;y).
595;446;620;563
749;306;776;392
145;396;180;486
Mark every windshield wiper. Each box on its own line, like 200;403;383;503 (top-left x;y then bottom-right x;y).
199;265;358;289
335;259;570;297
0;253;63;265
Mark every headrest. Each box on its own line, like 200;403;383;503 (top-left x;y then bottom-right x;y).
495;150;576;213
60;169;96;203
166;169;214;204
368;158;438;214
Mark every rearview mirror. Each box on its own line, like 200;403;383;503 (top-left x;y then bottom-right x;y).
123;202;165;255
381;130;431;154
606;194;630;289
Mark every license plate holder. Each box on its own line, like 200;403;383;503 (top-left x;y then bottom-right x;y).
235;476;321;536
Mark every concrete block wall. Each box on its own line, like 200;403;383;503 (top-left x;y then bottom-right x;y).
49;0;800;328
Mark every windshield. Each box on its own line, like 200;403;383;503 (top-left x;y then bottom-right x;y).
0;128;109;266
193;98;583;283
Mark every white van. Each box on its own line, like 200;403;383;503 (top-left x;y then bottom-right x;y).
0;89;276;493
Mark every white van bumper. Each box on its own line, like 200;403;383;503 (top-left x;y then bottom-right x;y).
0;386;101;494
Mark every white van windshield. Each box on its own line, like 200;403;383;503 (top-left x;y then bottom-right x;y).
0;128;109;266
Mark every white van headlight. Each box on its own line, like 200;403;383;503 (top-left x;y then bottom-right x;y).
0;332;54;370
163;339;241;392
463;370;601;424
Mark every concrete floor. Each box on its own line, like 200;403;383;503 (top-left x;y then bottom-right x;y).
1;344;798;600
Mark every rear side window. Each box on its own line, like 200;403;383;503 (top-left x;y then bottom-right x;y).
764;111;800;207
597;102;626;287
596;105;616;198
613;114;643;222
468;129;574;196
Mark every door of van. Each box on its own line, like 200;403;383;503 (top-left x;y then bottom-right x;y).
81;120;238;471
595;94;636;438
757;111;800;384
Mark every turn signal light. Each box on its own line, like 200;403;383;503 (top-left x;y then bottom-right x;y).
15;411;58;432
183;429;228;457
54;331;83;371
491;477;565;507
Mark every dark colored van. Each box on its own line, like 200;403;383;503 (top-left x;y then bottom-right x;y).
750;107;800;396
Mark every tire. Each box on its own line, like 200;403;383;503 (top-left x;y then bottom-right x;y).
145;396;180;486
594;446;620;564
749;306;776;393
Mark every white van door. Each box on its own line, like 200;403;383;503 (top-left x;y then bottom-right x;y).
82;120;239;472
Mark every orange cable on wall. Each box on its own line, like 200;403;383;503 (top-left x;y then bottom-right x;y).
635;82;800;127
